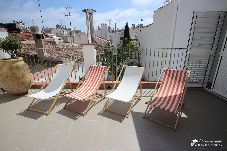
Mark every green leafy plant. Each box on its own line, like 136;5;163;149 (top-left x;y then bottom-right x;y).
0;35;22;59
96;22;141;80
117;22;140;66
96;42;116;74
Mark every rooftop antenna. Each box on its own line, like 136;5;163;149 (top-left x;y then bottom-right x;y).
65;6;72;27
32;19;35;26
37;0;44;32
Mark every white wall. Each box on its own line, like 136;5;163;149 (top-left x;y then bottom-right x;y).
101;24;108;39
82;44;96;71
173;0;227;47
138;1;178;80
138;1;178;51
138;0;227;81
108;31;123;48
51;28;68;36
94;29;101;37
73;32;88;46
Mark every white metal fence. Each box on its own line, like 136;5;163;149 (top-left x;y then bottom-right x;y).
141;48;187;81
32;62;85;83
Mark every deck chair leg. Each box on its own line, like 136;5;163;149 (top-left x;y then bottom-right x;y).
174;105;184;129
27;98;36;109
144;102;154;116
103;82;107;96
126;96;141;118
143;105;154;118
144;106;181;129
45;96;59;115
174;113;181;129
63;98;73;109
126;102;134;118
132;97;141;108
103;98;111;111
27;98;46;114
81;101;96;116
28;97;60;115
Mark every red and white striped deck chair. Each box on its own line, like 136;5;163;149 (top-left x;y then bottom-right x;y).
144;68;190;129
64;65;109;115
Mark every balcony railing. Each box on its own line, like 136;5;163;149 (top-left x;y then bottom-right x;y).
141;48;187;81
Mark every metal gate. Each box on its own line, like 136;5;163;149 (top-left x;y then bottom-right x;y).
212;31;227;99
186;11;225;87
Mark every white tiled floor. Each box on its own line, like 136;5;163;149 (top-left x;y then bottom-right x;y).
0;88;227;151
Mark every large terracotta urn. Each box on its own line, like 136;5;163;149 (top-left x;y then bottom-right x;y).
0;57;32;94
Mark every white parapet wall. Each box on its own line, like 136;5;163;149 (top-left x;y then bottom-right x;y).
82;44;96;71
173;0;227;48
138;0;227;81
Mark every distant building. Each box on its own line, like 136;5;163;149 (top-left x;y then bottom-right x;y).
30;26;40;34
94;23;141;48
0;23;20;33
0;21;27;33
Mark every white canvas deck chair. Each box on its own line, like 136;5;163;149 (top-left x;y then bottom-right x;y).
103;66;144;118
144;68;190;129
64;65;109;116
27;63;74;115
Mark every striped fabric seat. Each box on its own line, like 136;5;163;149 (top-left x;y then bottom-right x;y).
149;68;188;113
66;65;108;101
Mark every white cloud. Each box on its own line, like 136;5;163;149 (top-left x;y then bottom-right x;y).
132;0;157;6
0;0;158;31
94;8;153;29
0;1;85;30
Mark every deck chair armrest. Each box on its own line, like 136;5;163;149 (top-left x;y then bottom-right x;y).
112;65;126;90
111;81;120;91
76;74;86;89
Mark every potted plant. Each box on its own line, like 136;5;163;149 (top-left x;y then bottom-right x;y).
0;35;32;94
0;35;22;59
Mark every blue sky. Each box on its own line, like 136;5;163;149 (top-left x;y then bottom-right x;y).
0;0;166;31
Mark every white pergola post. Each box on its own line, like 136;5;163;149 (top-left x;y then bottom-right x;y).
82;44;96;71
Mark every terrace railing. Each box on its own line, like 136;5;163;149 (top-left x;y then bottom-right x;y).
141;48;187;81
32;62;85;83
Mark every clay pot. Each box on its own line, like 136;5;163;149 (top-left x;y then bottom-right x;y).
0;57;32;94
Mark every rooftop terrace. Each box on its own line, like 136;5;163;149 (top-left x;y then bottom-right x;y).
0;88;227;151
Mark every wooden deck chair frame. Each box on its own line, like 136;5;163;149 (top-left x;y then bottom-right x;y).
63;65;109;116
103;65;143;118
143;68;190;129
27;63;75;115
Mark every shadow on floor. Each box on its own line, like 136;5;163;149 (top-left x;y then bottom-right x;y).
97;101;132;123
17;97;67;120
97;111;125;123
56;98;101;120
17;109;43;120
0;93;24;104
131;88;227;151
56;109;81;121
